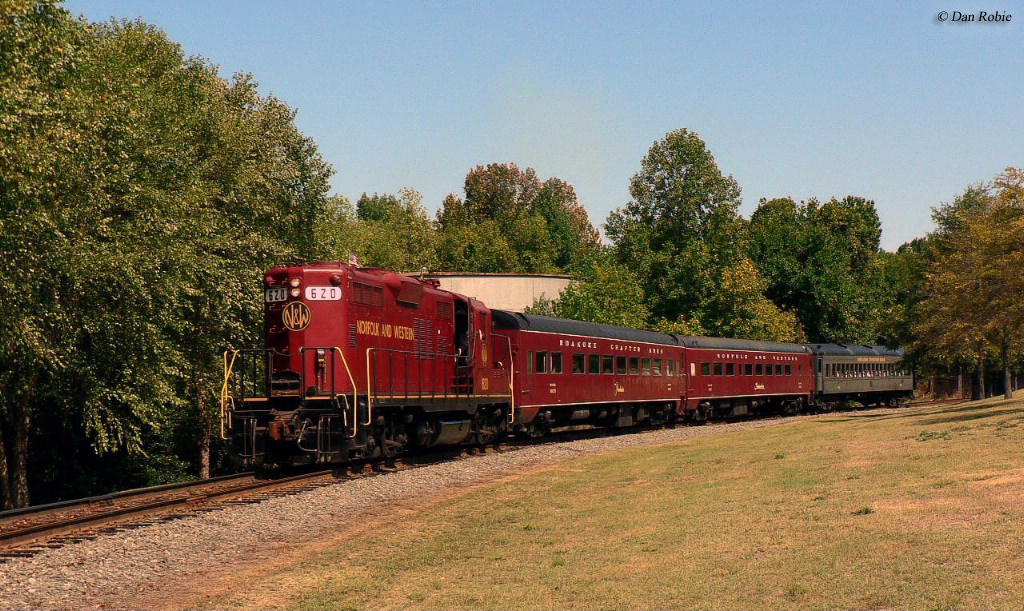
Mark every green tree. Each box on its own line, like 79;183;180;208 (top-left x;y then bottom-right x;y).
436;163;599;273
914;171;1024;399
340;188;437;271
527;259;650;329
0;7;336;505
0;0;90;508
748;195;887;343
606;128;792;339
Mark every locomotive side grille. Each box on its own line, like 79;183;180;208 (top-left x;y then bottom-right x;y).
414;318;431;357
414;318;424;354
437;301;452;320
348;323;357;347
353;282;384;308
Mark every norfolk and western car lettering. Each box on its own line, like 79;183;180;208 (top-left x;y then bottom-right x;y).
355;319;415;341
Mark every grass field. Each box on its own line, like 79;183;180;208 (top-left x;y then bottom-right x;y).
209;396;1024;610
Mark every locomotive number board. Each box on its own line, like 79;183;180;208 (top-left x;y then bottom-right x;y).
305;286;342;301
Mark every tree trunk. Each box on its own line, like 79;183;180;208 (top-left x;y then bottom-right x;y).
957;365;963;399
195;367;211;480
1003;332;1013;400
0;419;12;510
11;383;33;508
976;351;985;400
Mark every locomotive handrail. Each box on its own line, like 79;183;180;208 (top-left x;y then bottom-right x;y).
297;346;361;439
220;348;278;440
366;347;500;424
498;333;515;425
332;347;359;438
220;350;241;440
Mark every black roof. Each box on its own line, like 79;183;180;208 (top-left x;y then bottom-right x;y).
679;336;810;354
804;343;904;357
491;310;679;346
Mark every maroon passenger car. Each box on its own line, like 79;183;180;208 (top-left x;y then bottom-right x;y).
491;311;685;433
680;337;814;419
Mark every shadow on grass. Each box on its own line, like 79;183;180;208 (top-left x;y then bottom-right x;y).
812;400;1023;425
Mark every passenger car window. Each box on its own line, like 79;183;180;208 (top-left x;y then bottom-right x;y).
629;357;640;375
616;356;627;374
572;353;585;374
602;355;614;374
726;363;735;376
588;354;600;374
535;351;547;374
551;352;562;374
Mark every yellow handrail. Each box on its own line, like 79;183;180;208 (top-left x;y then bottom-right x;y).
332;347;360;437
220;350;240;440
500;334;515;425
365;348;375;427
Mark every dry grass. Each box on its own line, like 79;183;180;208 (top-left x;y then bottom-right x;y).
208;396;1024;610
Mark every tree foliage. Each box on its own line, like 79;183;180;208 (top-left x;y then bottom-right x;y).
0;5;334;506
526;258;650;329
437;163;600;273
747;195;887;343
339;188;437;271
914;170;1024;399
605;128;793;339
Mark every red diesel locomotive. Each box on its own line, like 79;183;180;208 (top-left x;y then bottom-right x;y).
221;262;910;466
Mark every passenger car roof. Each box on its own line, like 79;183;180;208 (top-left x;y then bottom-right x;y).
804;343;904;357
678;336;810;354
491;310;679;346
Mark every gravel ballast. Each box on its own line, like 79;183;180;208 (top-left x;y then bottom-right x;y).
0;414;831;610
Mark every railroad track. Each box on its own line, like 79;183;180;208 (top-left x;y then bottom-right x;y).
0;469;341;561
0;400;968;562
0;425;638;562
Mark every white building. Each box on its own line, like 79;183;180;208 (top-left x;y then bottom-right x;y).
409;272;573;312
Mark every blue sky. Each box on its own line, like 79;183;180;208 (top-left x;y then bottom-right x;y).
66;0;1022;251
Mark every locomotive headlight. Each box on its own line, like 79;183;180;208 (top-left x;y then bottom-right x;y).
330;274;342;286
289;277;301;288
290;288;300;297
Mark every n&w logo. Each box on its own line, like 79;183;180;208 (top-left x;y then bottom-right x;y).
282;302;311;331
